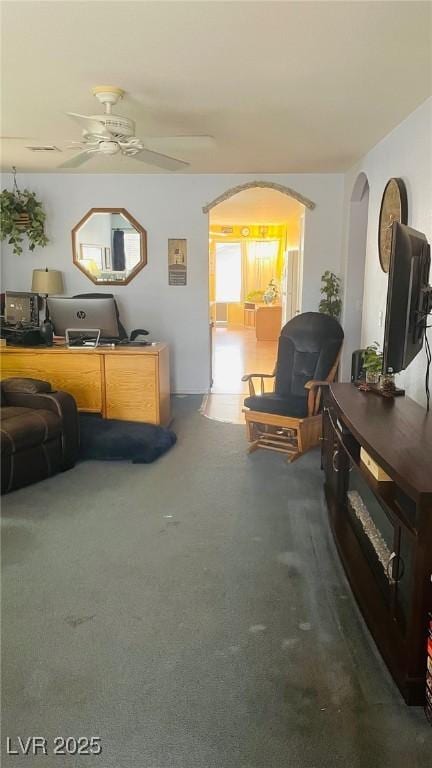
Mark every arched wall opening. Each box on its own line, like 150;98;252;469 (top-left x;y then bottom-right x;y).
341;172;370;379
204;182;311;395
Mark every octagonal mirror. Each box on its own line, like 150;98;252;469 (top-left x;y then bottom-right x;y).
72;208;147;285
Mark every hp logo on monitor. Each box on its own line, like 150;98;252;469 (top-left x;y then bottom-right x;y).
76;310;87;319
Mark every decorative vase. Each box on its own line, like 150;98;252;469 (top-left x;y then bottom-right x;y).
379;370;396;393
366;370;380;385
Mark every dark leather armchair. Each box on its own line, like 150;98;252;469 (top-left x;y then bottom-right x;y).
242;312;344;461
1;378;79;493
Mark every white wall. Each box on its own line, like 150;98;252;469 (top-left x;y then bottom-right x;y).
341;98;432;405
76;212;112;256
0;173;344;392
340;173;369;379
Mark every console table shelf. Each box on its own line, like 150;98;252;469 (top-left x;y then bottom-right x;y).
322;383;432;705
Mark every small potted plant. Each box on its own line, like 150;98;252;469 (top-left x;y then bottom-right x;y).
0;169;49;256
362;342;383;385
263;279;280;305
319;270;342;320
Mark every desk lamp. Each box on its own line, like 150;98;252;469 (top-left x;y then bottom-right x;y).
31;268;64;345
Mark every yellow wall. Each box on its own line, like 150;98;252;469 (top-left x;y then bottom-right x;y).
209;223;299;327
210;224;288;270
209;223;288;283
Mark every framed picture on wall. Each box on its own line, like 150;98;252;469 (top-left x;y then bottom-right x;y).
168;238;187;285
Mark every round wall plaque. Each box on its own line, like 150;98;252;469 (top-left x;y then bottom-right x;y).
378;177;408;273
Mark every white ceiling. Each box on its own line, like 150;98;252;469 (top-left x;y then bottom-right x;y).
1;1;431;174
210;187;303;225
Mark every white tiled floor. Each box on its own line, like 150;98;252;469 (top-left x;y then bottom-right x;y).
211;326;277;394
200;393;245;424
205;326;278;423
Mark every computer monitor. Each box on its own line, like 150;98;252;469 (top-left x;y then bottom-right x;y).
383;222;431;374
47;296;120;338
5;291;39;325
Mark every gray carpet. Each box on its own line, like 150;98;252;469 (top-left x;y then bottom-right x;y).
1;396;430;767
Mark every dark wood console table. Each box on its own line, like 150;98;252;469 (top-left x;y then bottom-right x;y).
322;383;432;705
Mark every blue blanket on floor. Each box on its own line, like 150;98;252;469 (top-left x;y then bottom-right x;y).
79;413;176;463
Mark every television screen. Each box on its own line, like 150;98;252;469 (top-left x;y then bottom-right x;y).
383;222;430;374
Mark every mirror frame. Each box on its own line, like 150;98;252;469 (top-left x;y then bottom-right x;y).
72;207;147;286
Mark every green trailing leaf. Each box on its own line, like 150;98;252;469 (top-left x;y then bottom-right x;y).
245;290;265;302
318;270;342;320
0;187;49;256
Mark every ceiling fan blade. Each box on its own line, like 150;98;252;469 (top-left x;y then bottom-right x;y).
66;112;112;139
58;151;91;169
131;147;189;171
1;136;34;140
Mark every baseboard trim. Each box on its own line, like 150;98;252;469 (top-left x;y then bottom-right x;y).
173;389;210;396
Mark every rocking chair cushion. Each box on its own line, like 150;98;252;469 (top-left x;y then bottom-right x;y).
244;392;308;418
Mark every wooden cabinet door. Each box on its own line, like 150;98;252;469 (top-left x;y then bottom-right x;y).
322;408;344;506
104;354;158;423
255;306;282;341
0;351;103;412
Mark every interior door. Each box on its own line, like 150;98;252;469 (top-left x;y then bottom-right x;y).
209;321;214;389
297;213;305;314
284;249;300;322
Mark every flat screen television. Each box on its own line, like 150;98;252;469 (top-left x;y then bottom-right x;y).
383;222;431;375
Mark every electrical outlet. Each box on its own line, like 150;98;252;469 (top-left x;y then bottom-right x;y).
378;310;383;328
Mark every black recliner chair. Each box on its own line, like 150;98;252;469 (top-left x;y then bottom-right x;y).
242;312;344;461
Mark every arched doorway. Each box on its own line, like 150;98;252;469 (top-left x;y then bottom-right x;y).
202;183;312;420
341;172;370;379
202;180;315;215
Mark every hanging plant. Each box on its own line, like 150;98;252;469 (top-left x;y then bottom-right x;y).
319;270;342;320
0;168;49;255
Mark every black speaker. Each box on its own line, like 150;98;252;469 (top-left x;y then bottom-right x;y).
351;349;366;382
39;319;53;346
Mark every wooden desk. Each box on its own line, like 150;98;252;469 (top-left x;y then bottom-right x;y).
243;303;282;340
0;344;170;425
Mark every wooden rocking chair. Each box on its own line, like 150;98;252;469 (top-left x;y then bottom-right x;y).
242;312;343;462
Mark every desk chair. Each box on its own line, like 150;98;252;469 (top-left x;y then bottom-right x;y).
242;312;343;462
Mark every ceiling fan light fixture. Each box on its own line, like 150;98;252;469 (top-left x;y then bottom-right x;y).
99;140;120;155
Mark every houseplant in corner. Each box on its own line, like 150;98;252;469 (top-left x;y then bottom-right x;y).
0;168;49;255
362;342;383;385
319;270;342;320
263;279;280;305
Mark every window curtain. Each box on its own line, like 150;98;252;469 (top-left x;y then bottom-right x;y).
243;240;279;298
112;230;126;271
209;225;288;302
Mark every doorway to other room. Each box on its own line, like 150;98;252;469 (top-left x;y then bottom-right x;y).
205;187;305;422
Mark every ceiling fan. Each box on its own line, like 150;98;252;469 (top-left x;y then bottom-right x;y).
60;86;213;170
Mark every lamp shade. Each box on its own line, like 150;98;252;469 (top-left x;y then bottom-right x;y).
31;269;64;295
